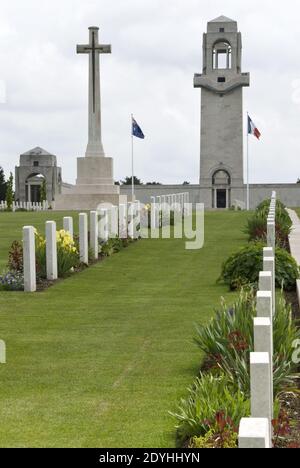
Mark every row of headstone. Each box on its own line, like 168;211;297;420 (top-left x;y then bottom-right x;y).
0;200;49;211
22;203;141;292
150;193;190;229
239;192;276;449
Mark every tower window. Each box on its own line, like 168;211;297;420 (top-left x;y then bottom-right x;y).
33;161;39;167
219;28;225;33
218;77;226;83
213;41;232;69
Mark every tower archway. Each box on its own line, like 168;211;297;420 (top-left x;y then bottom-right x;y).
212;169;231;209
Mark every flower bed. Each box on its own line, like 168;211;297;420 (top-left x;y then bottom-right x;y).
0;232;137;292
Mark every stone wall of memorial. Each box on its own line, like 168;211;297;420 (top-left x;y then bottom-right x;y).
120;183;300;209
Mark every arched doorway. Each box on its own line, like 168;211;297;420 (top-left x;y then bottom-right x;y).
25;174;46;203
212;170;231;208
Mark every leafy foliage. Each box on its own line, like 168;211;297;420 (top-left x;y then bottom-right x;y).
194;291;300;398
40;179;47;203
189;411;238;448
171;373;250;446
5;172;14;211
219;242;299;291
0;166;7;201
121;176;143;186
245;199;292;248
7;241;23;273
0;271;24;291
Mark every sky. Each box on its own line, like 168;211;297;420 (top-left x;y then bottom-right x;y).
0;0;299;185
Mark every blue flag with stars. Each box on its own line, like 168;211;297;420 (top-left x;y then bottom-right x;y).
132;117;145;139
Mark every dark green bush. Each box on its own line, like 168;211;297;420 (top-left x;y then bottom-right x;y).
101;237;124;257
219;242;299;291
245;199;292;249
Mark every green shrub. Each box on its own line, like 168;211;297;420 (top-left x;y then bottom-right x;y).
189;429;238;449
188;411;238;448
194;289;255;361
219;242;299;291
5;172;14;211
171;373;250;446
194;291;300;397
101;237;124;257
7;241;23;273
246;199;292;249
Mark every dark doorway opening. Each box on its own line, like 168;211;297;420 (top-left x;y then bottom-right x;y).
217;189;227;209
30;185;41;203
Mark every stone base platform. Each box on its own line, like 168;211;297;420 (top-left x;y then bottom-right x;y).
54;192;127;211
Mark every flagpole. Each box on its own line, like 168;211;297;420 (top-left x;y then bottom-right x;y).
246;111;250;211
131;114;134;202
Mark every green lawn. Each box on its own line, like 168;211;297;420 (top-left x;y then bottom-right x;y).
0;210;249;448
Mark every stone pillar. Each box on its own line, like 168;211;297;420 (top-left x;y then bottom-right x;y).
250;352;272;446
263;256;275;316
90;211;98;260
254;317;273;417
134;201;141;239
257;291;272;319
79;213;88;264
110;206;119;238
119;204;127;239
46;221;58;280
63;216;74;240
150;197;156;230
239;418;270;449
99;209;109;242
23;226;36;292
127;203;133;239
267;221;275;252
259;271;272;292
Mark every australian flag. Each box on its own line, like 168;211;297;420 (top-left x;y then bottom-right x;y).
132;117;145;139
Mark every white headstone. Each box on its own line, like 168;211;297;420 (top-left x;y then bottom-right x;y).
259;271;272;292
23;226;36;292
257;291;272;319
250;352;272;446
267;221;275;251
119;204;127;239
63;216;74;240
99;209;109;242
46;221;58;280
79;213;88;264
90;211;98;260
239;418;270;449
263;257;275;315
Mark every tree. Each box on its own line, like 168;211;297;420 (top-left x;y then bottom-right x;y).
0;166;7;201
146;182;162;185
5;172;14;210
121;176;143;186
183;181;190;185
40;179;47;203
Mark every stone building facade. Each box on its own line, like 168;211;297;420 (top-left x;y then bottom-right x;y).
15;147;62;203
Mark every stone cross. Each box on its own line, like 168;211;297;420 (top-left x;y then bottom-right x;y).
77;27;111;158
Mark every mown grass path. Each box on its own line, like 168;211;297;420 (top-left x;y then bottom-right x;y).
0;211;249;447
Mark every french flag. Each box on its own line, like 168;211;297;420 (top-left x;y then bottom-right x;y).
248;115;261;140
